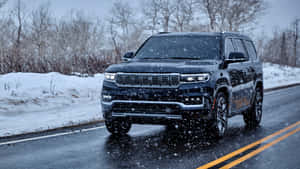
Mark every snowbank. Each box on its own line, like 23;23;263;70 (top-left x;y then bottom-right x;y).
0;73;104;137
0;63;300;137
263;63;300;89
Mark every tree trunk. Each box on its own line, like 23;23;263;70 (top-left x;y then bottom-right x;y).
293;20;299;67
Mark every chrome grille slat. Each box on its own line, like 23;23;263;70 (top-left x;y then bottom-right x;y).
116;73;180;88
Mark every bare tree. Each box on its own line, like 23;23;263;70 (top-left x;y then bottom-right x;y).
108;0;145;62
197;0;219;31
142;0;160;34
292;18;299;66
159;0;176;32
15;0;23;51
279;32;288;65
109;0;134;53
111;0;133;36
226;0;266;31
108;17;122;63
10;0;27;72
254;31;267;60
197;0;266;32
172;0;195;32
0;0;8;73
29;2;53;72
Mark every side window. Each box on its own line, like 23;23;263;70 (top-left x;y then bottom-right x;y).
225;38;235;58
245;41;257;61
232;39;249;60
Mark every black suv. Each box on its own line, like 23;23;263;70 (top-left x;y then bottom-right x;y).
101;32;263;138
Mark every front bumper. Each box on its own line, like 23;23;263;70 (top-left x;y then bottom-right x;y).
101;80;214;124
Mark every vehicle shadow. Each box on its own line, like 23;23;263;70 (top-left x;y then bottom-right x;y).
102;128;217;168
102;124;265;169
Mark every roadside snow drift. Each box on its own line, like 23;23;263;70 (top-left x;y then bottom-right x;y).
0;73;104;137
0;63;300;137
263;63;300;89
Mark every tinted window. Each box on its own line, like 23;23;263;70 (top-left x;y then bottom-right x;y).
135;36;221;60
225;38;235;58
232;39;248;60
245;41;257;60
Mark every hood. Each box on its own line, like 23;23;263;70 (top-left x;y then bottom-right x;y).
106;59;220;74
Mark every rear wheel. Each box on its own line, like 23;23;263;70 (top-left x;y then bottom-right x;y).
244;88;263;127
209;92;228;139
105;119;131;135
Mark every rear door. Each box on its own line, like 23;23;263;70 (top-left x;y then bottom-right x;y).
232;38;253;109
233;38;254;109
225;38;244;112
244;40;261;100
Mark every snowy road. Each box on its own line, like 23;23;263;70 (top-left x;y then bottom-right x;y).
0;85;300;169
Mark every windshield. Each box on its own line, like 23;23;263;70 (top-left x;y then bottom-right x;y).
135;36;221;60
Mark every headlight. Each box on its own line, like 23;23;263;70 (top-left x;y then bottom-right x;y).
104;73;116;81
180;73;210;83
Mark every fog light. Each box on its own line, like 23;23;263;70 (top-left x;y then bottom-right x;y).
185;98;189;101
102;95;112;102
187;77;195;82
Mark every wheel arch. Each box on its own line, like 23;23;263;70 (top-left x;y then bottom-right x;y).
213;85;232;116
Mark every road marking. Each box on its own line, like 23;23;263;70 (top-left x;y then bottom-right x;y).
220;127;300;169
0;126;106;146
197;120;300;169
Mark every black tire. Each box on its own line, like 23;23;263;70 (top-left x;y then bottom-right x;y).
244;88;263;127
209;92;228;139
105;119;131;135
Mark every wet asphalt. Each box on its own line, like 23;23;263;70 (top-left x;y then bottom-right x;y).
0;86;300;169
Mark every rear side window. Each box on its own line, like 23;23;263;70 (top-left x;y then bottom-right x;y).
232;39;249;60
244;41;257;61
225;38;235;58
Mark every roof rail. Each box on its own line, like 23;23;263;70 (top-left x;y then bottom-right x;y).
158;32;170;34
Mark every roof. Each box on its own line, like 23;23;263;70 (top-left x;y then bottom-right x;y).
153;32;251;40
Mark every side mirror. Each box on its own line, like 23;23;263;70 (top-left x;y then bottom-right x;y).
225;52;247;64
122;52;134;62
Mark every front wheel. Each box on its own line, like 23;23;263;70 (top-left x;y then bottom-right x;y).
209;92;228;139
105;119;131;135
244;88;263;127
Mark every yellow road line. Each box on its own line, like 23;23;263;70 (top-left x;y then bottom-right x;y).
197;121;300;169
220;127;300;169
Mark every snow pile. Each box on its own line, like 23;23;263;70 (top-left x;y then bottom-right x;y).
0;72;103;112
263;63;300;89
0;73;104;137
0;63;300;137
0;72;103;100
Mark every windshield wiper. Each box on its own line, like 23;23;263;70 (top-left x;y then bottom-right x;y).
140;57;161;60
140;57;201;60
167;57;200;60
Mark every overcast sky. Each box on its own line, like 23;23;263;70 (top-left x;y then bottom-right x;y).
3;0;300;37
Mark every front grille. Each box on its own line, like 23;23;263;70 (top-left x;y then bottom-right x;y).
116;73;180;88
112;103;180;114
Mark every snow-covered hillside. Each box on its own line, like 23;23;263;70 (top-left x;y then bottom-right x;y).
0;63;300;137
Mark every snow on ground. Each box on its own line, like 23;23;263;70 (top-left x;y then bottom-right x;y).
0;63;300;137
0;73;104;137
263;63;300;89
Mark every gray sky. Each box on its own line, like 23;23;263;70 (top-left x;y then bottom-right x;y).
3;0;300;37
